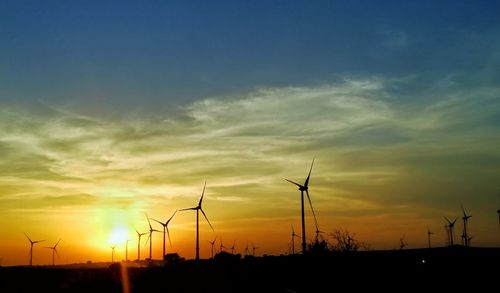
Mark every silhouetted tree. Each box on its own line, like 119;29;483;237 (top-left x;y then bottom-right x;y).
308;239;330;256
399;235;407;250
330;229;362;252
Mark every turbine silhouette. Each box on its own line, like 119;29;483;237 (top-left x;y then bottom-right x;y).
135;229;147;261
179;180;215;260
315;226;325;244
110;245;116;263
207;235;218;259
219;237;228;253
145;213;161;260
230;240;236;255
24;233;44;266
290;224;301;255
125;239;131;262
426;227;433;249
44;239;61;266
444;217;458;246
151;210;177;259
461;205;472;247
285;159;317;254
251;242;258;256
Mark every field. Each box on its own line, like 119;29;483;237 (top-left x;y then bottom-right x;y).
1;247;498;292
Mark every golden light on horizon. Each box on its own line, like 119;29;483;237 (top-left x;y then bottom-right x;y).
1;79;500;266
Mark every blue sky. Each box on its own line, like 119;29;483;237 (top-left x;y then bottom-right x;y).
1;1;500;264
2;1;499;110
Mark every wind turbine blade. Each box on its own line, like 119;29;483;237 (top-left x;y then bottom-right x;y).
151;218;165;226
200;208;215;232
24;233;33;243
166;210;177;224
145;213;152;229
285;179;302;188
34;240;45;244
55;249;60;257
304;158;314;187
55;239;61;248
291;224;294;234
444;217;451;224
198;180;207;207
461;204;467;216
145;234;151;245
305;190;318;228
179;207;197;211
166;227;172;248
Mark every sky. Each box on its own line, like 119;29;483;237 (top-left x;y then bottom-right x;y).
1;0;500;266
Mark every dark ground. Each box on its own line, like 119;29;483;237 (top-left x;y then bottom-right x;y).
1;247;499;292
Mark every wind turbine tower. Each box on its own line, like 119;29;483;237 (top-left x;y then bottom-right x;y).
230;240;236;255
179;181;215;260
135;229;147;261
285;159;318;254
444;217;457;246
208;236;218;259
290;224;300;255
24;233;45;266
111;245;116;263
44;239;61;266
151;210;177;259
145;213;161;260
461;205;472;247
427;227;433;249
125;239;130;262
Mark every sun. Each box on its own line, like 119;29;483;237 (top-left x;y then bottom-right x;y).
108;227;130;245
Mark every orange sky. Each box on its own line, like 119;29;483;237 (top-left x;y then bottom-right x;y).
1;81;500;266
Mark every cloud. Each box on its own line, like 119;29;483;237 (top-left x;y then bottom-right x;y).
0;77;499;246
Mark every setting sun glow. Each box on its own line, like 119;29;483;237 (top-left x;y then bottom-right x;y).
108;227;130;245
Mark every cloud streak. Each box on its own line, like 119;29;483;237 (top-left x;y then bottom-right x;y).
1;76;499;250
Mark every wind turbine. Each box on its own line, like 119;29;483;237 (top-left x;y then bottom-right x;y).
207;236;218;259
427;227;433;249
151;210;177;259
245;242;249;256
444;217;457;246
145;213;161;260
135;229;147;261
290;224;301;255
24;233;44;266
110;245;116;263
251;242;258;256
179;180;215;260
461;205;472;247
44;239;61;266
219;237;228;253
230;240;236;255
125;239;131;262
315;226;325;244
285;159;318;254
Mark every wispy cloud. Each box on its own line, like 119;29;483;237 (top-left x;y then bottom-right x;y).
1;76;499;247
